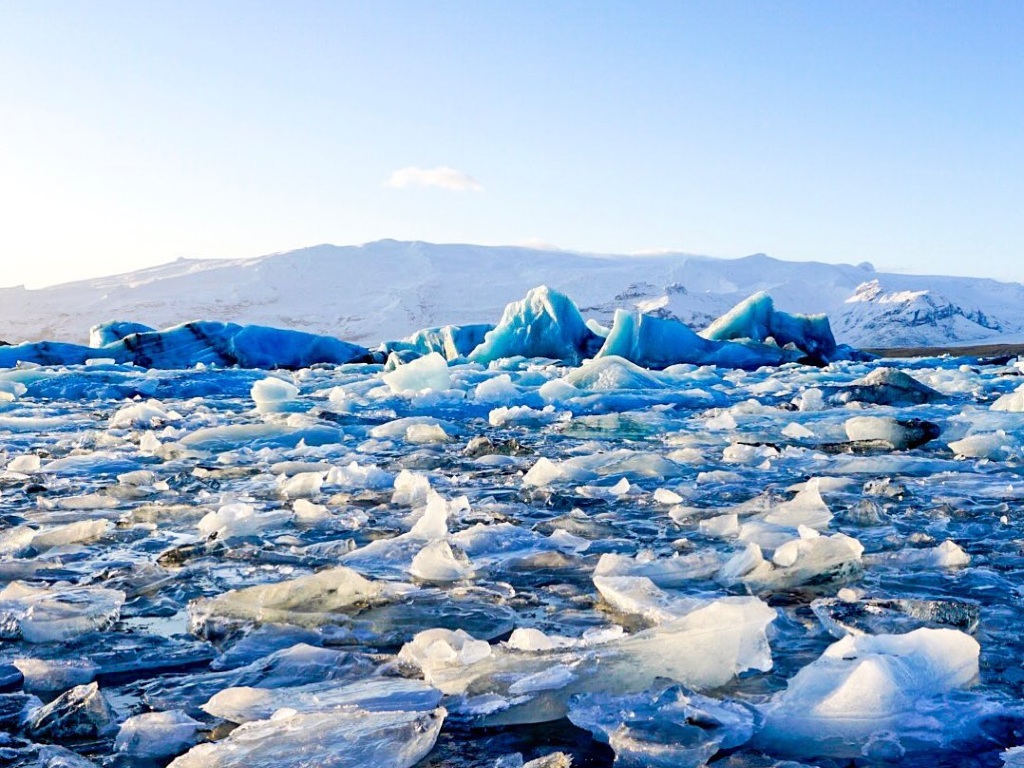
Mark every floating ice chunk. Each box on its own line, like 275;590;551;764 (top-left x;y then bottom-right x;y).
727;530;864;592
757;628;980;758
992;383;1024;412
949;431;1015;460
143;644;376;713
594;576;704;623
392;470;431;506
569;686;756;768
6;453;41;473
251;377;300;414
782;422;815;439
109;399;181;428
405;422;451;444
538;377;581;402
1005;746;1024;767
0;582;124;643
189;566;408;635
26;682;114;741
291;498;332;527
35;745;100;768
370;416;456;440
878;540;971;569
14;658;97;694
168;706;446;768
399;599;775;723
564;356;666;391
474;374;520;403
761;479;833;530
833;367;945;406
277;470;324;498
31;519;112;551
410;540;475;581
489;405;561;428
844;416;941;450
523;449;681;488
382;352;451;393
115;710;204;759
326;461;394;490
197;503;293;540
594;550;724;586
653;487;684;505
202;677;443;723
469;286;601;365
699;514;740;538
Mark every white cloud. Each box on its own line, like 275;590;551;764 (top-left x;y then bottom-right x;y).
385;166;483;192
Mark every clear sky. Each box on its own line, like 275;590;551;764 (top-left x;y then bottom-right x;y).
2;1;1022;288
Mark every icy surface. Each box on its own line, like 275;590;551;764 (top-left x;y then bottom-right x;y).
0;349;1022;766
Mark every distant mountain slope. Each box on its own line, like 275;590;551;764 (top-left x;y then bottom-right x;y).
1;240;1022;348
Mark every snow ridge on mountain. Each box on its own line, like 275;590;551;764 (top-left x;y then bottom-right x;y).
2;240;1021;348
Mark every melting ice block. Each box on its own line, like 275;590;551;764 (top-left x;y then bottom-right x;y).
468;286;602;365
169;706;447;768
568;686;756;768
0;582;125;643
757;627;980;759
844;415;941;450
992;383;1024;412
188;567;410;636
115;710;204;759
382;352;452;393
398;596;776;724
202;677;443;723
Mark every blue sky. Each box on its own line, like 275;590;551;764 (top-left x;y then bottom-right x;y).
2;1;1021;287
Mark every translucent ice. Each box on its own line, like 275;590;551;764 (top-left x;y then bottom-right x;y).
115;710;204;759
757;628;980;758
169;706;447;768
382;352;452;393
189;567;408;635
202;677;443;723
0;582;124;643
569;686;756;767
469;286;602;365
844;415;941;450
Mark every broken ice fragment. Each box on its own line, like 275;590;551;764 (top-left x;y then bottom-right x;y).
115;710;205;759
168;706;447;768
756;628;979;758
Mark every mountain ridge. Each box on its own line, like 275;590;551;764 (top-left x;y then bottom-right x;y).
2;240;1022;348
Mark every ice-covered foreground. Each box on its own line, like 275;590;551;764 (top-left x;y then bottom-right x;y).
2;346;1024;766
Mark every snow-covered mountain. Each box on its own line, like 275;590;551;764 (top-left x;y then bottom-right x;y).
1;240;1022;348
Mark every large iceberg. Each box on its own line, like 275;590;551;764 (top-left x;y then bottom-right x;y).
0;321;370;370
468;286;603;365
595;309;803;370
701;291;838;363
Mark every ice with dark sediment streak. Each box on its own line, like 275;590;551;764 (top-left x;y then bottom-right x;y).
168;706;447;768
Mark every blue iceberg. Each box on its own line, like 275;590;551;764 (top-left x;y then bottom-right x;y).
595;310;804;370
468;286;603;365
386;323;494;362
0;322;370;370
89;320;156;347
701;292;838;363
